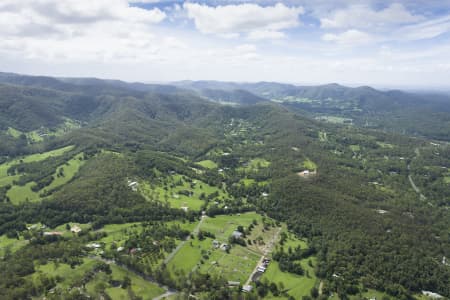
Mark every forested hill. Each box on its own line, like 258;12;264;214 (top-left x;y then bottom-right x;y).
174;80;450;141
0;72;449;299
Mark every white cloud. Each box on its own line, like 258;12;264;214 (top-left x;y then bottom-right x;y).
248;30;286;40
0;0;166;38
128;0;161;3
184;2;303;39
322;29;373;45
321;3;423;29
394;15;450;40
0;0;169;63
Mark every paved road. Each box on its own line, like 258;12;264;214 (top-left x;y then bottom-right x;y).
163;216;206;265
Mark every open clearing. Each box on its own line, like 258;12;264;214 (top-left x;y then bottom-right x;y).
196;159;218;169
262;235;317;299
140;174;229;211
1;146;82;204
302;159;317;171
167;212;264;280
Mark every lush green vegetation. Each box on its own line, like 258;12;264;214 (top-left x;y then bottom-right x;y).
0;73;448;299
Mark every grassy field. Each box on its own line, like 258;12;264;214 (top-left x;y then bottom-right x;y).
7;119;81;144
0;145;74;178
196;160;218;169
302;159;317;171
240;178;256;186
6;127;22;137
34;258;165;300
262;235;317;299
376;141;394;149
44;152;85;192
106;264;165;300
1;146;79;204
349;144;361;152
168;213;264;279
34;258;98;290
248;158;270;169
7;182;39;204
200;212;262;242
140;174;229;211
0;234;28;257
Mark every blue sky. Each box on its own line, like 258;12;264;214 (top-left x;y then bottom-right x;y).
1;0;450;88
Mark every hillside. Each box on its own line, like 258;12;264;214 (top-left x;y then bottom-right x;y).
175;80;450;141
0;73;448;300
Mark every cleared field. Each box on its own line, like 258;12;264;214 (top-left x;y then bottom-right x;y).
140;174;229;211
240;178;256;186
7;120;81;144
34;258;98;290
0;145;74;178
44;152;85;191
167;212;264;279
6;127;22;138
263;235;317;299
1;146;79;204
107;264;165;300
7;182;39;204
201;212;262;241
302;159;317;171
0;234;28;257
196;160;218;169
376;141;394;149
199;244;260;283
349;144;361;152
34;258;165;300
248;158;270;169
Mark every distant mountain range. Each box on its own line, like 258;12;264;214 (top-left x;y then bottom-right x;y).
2;72;450;140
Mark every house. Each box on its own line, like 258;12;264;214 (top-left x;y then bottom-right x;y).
231;230;243;239
422;291;443;299
117;246;125;252
71;225;82;233
242;285;253;293
220;243;230;251
261;192;269;197
43;231;62;236
228;281;240;287
86;243;101;249
212;240;220;248
128;181;138;191
181;206;189;212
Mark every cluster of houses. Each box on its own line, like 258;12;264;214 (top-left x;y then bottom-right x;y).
257;257;270;273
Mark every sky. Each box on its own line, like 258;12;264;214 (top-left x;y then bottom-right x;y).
1;0;450;88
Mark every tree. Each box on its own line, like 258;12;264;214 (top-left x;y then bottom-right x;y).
122;275;131;289
310;287;319;298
